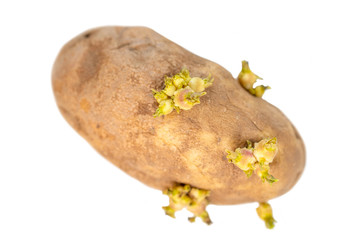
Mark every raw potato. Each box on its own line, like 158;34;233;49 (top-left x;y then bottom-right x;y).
52;26;305;205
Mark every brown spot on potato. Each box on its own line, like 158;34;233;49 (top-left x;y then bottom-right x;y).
80;98;91;113
84;32;91;38
90;122;115;140
137;102;152;115
76;46;104;91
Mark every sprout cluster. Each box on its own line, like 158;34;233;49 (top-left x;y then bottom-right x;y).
162;183;212;225
226;137;279;183
238;61;270;98
153;68;213;117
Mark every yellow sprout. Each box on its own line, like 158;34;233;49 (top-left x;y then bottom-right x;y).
152;90;168;103
153;68;213;117
162;183;212;225
188;77;205;92
153;99;174;117
226;148;257;172
253;137;278;164
163;79;176;96
226;137;278;183
256;202;276;229
173;86;206;110
238;61;270;98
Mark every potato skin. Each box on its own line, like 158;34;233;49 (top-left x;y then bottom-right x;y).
52;26;305;205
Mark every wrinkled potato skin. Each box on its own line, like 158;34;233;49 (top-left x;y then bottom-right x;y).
52;26;305;205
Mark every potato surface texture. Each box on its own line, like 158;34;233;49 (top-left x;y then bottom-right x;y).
52;26;305;205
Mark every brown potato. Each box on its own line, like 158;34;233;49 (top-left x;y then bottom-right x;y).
52;26;305;205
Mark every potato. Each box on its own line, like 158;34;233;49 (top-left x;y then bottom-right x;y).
52;26;305;222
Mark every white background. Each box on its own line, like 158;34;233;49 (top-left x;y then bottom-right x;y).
1;0;359;239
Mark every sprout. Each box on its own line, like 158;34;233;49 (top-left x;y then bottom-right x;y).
238;61;262;89
152;90;168;103
173;86;206;110
238;61;270;98
153;99;174;117
255;162;279;184
177;68;191;84
256;202;276;229
153;68;213;117
172;76;187;89
249;85;271;98
162;183;212;225
226;148;256;172
203;74;214;88
253;137;278;164
226;137;278;183
189;77;205;92
163;79;176;96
